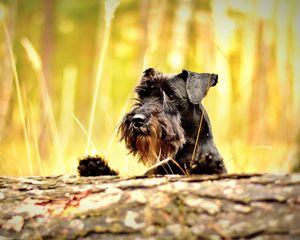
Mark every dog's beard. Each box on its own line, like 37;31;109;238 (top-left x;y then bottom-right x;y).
119;116;186;166
135;120;175;166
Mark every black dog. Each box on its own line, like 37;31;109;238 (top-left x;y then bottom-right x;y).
78;68;226;176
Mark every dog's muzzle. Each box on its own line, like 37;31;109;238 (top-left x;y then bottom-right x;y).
132;113;148;128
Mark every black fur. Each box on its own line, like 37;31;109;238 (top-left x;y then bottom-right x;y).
78;156;118;176
78;68;226;176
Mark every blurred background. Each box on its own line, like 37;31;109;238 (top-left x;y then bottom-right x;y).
0;0;299;176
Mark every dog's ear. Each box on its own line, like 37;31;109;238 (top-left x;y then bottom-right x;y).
143;68;161;79
179;70;218;104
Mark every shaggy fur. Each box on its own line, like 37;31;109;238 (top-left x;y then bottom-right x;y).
78;68;226;176
78;156;118;176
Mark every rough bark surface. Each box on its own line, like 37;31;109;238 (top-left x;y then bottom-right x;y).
0;174;300;239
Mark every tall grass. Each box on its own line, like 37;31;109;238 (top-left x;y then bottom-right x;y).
21;38;63;173
86;0;120;155
3;22;33;174
0;1;299;176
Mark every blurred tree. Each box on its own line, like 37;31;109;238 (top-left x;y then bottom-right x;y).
0;0;17;140
292;132;300;172
39;0;56;158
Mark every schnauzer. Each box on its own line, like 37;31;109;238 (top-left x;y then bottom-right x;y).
78;68;226;176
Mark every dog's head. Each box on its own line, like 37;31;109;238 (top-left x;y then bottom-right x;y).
118;68;218;166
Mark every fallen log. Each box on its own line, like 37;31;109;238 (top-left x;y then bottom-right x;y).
0;174;300;239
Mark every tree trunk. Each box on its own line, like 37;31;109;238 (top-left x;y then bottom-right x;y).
0;174;300;239
0;0;17;139
39;0;56;159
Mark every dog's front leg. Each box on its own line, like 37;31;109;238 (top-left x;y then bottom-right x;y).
189;141;227;175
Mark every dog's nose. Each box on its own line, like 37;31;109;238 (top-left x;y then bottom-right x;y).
132;113;147;126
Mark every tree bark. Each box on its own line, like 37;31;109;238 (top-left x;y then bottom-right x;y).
0;174;300;239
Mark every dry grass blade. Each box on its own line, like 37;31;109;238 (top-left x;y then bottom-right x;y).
86;0;121;154
20;38;41;71
85;27;110;154
105;0;120;27
3;22;33;174
31;120;43;175
72;113;96;152
21;37;63;170
144;157;187;176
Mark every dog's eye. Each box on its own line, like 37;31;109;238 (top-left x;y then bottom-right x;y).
168;94;176;100
165;91;176;101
